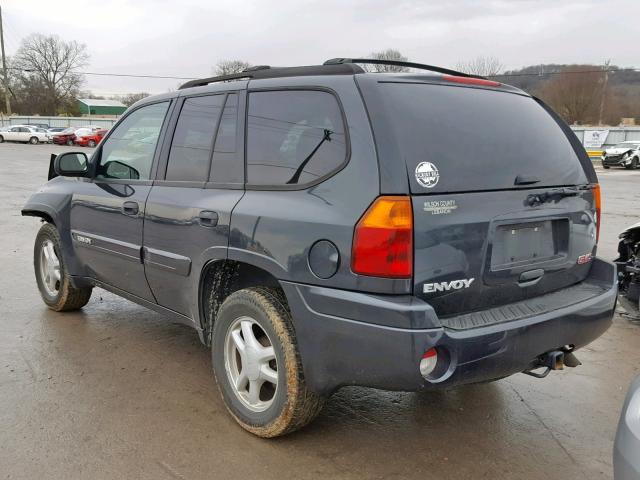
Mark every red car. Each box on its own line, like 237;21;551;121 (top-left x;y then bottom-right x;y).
52;128;77;146
75;129;108;148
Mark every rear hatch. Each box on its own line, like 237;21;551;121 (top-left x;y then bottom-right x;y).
359;77;598;317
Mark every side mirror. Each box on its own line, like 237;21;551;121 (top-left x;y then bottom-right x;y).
53;152;89;177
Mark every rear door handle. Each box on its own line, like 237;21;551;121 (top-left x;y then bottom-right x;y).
122;201;139;216
198;210;218;227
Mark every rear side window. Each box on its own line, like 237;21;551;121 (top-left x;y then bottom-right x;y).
246;90;347;186
166;95;225;182
372;83;587;194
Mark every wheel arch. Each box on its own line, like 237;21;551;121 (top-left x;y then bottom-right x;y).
198;259;285;346
22;207;56;226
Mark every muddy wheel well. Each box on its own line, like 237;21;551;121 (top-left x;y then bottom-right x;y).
200;260;283;345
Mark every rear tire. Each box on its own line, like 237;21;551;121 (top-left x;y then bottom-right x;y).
0;135;4;143
211;287;324;437
632;157;639;170
29;136;39;145
34;223;92;311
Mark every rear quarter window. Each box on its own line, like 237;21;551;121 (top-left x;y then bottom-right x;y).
246;90;347;187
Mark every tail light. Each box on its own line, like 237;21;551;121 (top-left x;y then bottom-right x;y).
593;183;601;243
352;196;413;278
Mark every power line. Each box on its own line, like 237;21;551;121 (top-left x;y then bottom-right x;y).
488;68;640;78
8;67;197;80
4;66;639;81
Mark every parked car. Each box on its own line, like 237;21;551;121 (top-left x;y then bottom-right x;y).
616;222;640;311
602;141;640;169
22;59;617;437
25;122;51;130
0;125;49;144
614;375;640;480
75;129;108;148
52;128;78;146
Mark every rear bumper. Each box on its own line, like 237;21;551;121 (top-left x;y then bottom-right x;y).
282;258;617;395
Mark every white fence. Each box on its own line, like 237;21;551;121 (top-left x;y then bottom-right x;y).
0;115;118;130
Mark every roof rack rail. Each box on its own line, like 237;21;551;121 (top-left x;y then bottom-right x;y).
179;63;365;90
179;69;258;90
323;58;483;79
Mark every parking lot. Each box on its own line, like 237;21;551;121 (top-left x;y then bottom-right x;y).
0;142;639;479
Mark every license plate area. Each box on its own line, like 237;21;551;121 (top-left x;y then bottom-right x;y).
491;219;569;270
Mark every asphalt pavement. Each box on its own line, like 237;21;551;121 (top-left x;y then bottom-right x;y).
0;143;639;479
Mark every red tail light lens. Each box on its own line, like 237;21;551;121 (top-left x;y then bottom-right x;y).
593;183;601;243
442;74;501;87
352;196;413;278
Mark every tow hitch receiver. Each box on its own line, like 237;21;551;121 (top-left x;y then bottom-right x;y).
523;349;582;378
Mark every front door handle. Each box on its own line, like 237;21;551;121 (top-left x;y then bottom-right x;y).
122;201;139;216
198;210;218;227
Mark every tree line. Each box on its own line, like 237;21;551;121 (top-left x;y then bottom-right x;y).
0;34;150;116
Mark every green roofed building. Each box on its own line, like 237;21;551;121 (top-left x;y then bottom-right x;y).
77;98;127;116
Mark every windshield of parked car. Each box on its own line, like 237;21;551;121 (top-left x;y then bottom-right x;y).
613;143;640;149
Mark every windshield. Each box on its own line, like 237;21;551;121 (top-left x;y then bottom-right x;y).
613;143;639;149
371;82;587;194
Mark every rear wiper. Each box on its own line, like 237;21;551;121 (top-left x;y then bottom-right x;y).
286;129;333;185
526;187;579;207
514;175;541;186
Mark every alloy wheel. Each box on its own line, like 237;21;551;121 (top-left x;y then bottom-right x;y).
224;316;278;412
39;239;61;297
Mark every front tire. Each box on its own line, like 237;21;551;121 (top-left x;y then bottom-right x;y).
34;223;92;311
66;138;74;146
0;135;4;143
88;140;96;148
211;287;324;437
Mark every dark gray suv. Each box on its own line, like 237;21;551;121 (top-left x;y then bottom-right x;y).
22;59;618;437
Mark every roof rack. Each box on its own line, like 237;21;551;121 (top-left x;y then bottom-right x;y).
179;63;365;90
323;58;483;79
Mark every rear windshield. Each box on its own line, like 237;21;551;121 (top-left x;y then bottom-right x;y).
375;82;587;194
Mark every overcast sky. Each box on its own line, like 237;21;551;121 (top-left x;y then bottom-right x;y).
2;0;637;95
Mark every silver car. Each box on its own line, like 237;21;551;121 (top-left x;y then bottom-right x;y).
615;375;640;479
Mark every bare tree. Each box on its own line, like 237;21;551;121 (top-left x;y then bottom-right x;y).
13;34;88;115
115;92;150;107
537;66;606;124
455;56;504;77
214;60;251;76
363;49;410;72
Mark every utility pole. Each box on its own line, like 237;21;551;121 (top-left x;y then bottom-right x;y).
598;60;610;126
0;5;11;115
